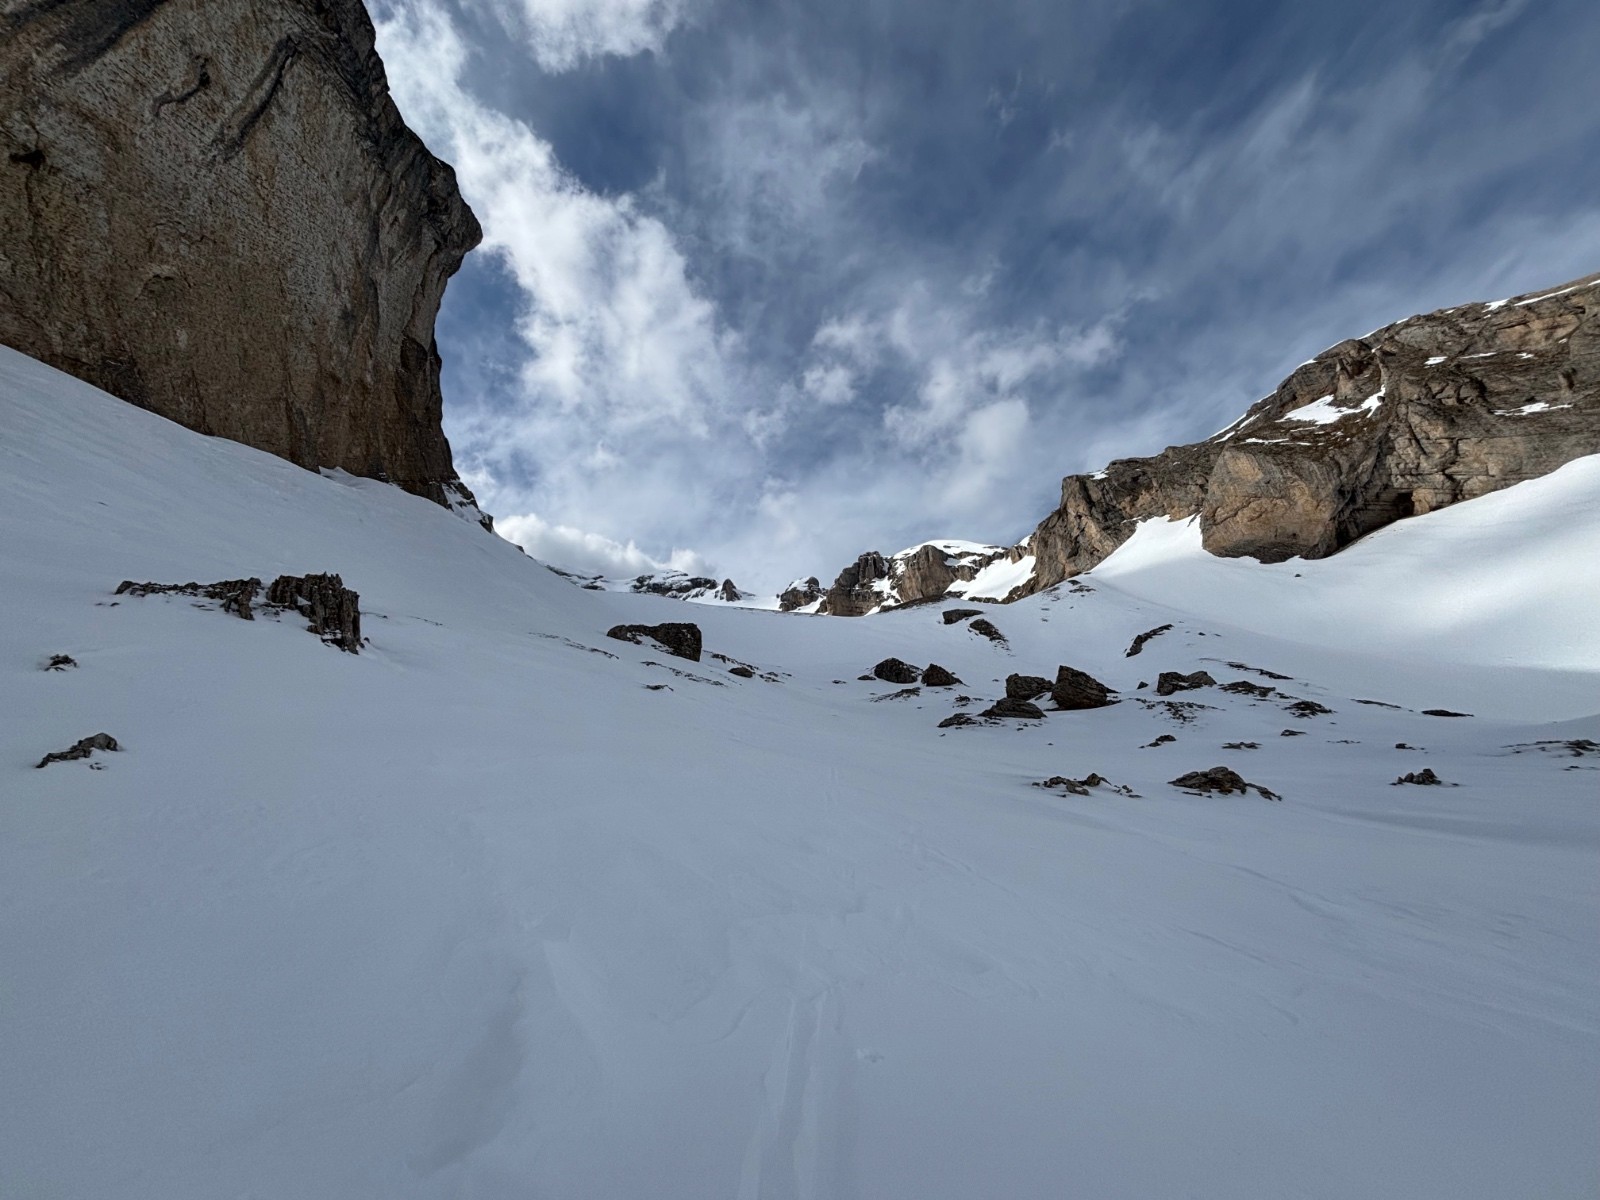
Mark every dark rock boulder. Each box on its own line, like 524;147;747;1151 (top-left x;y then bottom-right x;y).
982;697;1045;720
1051;666;1114;710
1285;699;1333;718
1125;624;1174;657
1169;766;1281;800
0;0;485;516
871;657;922;684
606;622;703;662
267;573;361;653
37;732;119;768
968;618;1007;645
938;713;979;729
778;577;824;611
117;577;262;619
1394;768;1445;785
922;664;961;687
728;665;755;678
942;608;983;625
44;654;78;671
719;579;742;602
1006;674;1052;701
1156;670;1216;696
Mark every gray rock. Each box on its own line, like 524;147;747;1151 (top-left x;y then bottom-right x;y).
0;0;484;516
37;732;119;768
1051;665;1114;710
942;608;984;625
1393;768;1444;785
922;664;961;687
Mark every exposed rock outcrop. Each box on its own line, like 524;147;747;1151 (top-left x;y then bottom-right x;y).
795;271;1599;609
818;542;1021;616
778;577;824;611
1155;670;1215;696
606;622;703;662
1051;666;1115;710
922;664;961;687
1169;766;1281;801
1005;674;1052;701
982;697;1045;720
1030;272;1600;588
267;573;361;653
0;0;484;515
36;732;119;768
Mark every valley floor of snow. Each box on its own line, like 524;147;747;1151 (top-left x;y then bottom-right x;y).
3;344;1597;1199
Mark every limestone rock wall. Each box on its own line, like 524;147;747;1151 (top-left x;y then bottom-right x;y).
0;0;483;510
1029;271;1600;589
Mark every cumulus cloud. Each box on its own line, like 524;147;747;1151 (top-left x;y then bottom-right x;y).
488;0;697;71
374;0;1600;593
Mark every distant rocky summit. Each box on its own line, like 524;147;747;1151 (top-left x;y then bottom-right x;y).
794;541;1030;616
800;271;1600;613
0;0;484;517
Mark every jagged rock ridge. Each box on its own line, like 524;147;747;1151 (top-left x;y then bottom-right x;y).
804;541;1032;616
0;0;484;515
801;271;1600;612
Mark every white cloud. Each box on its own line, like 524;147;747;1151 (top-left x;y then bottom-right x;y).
497;511;710;577
487;0;697;71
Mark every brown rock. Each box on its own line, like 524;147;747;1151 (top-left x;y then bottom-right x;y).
1169;766;1281;800
922;664;961;687
0;0;484;516
778;577;824;611
1051;666;1114;710
606;622;703;662
1026;271;1600;588
1155;670;1216;696
982;697;1045;720
267;573;361;652
968;618;1007;645
116;577;261;619
1006;674;1052;701
942;608;983;625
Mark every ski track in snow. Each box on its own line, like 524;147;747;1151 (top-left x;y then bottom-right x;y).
2;344;1598;1199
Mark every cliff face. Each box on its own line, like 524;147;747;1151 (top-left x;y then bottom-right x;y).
1030;271;1599;589
0;0;484;513
804;270;1600;612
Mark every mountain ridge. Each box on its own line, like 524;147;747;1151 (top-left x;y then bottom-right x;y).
802;269;1600;614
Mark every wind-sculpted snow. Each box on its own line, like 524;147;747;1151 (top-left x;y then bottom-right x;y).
2;345;1597;1198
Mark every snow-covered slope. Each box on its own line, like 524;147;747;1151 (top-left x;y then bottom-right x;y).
3;345;1597;1199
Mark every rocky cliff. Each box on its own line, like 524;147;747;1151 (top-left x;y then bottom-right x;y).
804;270;1600;612
0;0;484;514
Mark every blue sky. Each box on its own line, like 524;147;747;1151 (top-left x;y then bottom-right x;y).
373;0;1600;591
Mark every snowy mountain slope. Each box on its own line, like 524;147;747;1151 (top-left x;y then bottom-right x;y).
3;344;1597;1199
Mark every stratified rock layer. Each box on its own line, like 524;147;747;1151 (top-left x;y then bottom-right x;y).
1029;272;1600;588
0;0;483;510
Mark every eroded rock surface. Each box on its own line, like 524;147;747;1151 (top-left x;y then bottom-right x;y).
1051;666;1114;710
1030;272;1600;588
606;622;703;662
1;0;483;513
